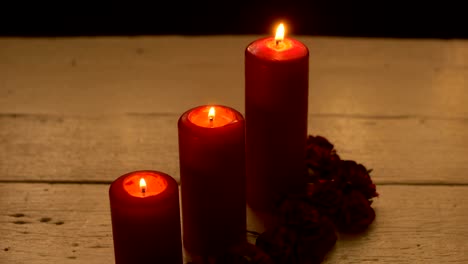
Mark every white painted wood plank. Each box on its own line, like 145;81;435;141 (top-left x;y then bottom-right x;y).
1;37;468;117
0;184;467;263
1;114;467;184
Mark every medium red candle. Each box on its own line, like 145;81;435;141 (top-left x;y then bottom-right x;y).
178;105;246;255
109;170;182;264
245;23;309;210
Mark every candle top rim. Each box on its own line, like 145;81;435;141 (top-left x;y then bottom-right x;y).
247;37;308;61
123;172;168;198
187;105;241;128
109;170;179;207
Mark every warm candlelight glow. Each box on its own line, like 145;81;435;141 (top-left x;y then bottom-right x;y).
275;23;285;44
208;106;215;121
123;172;168;198
188;106;239;128
140;178;147;194
265;23;292;51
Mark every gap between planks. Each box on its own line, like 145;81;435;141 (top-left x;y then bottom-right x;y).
2;112;468;121
1;180;468;187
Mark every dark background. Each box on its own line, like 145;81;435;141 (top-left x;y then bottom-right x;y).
1;1;467;38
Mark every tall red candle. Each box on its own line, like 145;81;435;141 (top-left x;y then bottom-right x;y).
109;170;182;264
178;105;246;255
245;24;309;210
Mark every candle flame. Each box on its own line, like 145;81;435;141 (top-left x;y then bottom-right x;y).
139;178;147;194
208;106;215;121
275;23;285;44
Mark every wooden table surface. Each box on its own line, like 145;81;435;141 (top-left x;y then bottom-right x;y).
1;36;467;263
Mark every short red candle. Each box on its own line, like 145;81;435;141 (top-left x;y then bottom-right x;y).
245;24;309;210
178;105;246;255
109;170;182;264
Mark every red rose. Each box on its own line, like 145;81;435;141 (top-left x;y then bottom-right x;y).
257;196;338;264
256;221;337;264
253;135;378;263
306;135;334;154
305;136;340;165
336;190;376;233
277;196;321;228
307;181;343;220
326;160;376;199
256;226;298;263
296;218;337;264
337;160;378;200
306;136;341;182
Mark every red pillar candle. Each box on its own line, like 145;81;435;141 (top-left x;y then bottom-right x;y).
245;23;309;210
109;170;182;264
178;105;246;255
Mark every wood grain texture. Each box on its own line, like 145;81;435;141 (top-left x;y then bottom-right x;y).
1;37;468;117
1;36;467;264
0;183;467;264
1;113;468;184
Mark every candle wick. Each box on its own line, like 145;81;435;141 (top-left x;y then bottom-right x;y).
209;117;214;128
275;39;281;47
141;187;146;194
